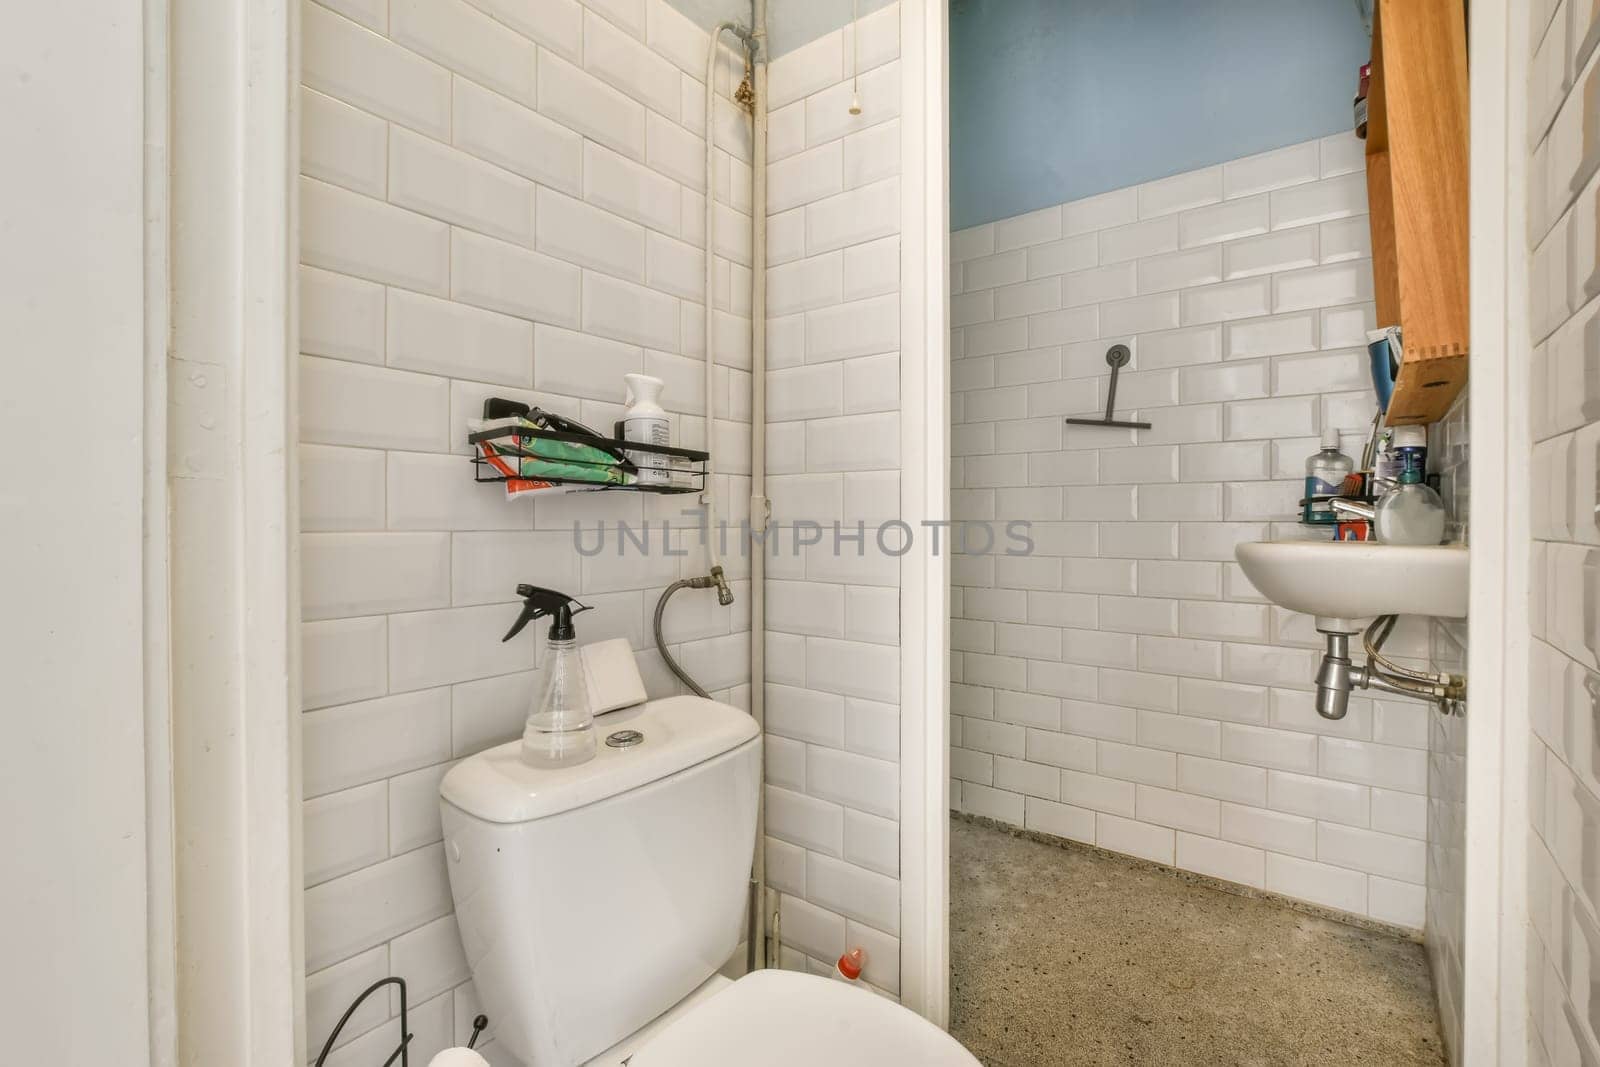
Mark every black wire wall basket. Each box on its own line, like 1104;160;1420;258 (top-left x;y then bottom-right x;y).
469;397;708;496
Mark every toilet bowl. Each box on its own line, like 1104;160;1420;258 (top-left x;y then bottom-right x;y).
438;695;977;1067
625;969;978;1067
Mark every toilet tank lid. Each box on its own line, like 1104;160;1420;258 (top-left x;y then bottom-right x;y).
439;696;759;824
627;971;981;1067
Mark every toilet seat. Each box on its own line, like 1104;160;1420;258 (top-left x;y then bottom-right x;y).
626;969;980;1067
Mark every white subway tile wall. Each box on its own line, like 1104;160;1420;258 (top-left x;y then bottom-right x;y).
950;134;1436;927
299;0;763;1059
1525;3;1600;1065
761;2;905;993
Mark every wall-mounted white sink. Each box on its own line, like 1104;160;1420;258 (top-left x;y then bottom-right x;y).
1235;541;1469;631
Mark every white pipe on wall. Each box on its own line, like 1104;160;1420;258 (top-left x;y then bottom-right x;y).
748;0;771;972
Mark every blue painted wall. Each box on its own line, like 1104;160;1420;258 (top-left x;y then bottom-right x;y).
950;0;1370;229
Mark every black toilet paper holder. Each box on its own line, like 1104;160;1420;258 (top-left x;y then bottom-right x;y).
313;975;488;1067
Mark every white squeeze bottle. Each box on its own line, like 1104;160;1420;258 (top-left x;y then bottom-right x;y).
622;372;670;487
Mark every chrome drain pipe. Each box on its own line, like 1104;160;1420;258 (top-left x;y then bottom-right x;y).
1313;615;1466;719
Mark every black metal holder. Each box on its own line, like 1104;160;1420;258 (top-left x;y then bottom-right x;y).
1063;344;1152;430
312;976;488;1067
470;397;709;495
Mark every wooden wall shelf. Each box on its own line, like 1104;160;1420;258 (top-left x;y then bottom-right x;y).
1364;0;1470;426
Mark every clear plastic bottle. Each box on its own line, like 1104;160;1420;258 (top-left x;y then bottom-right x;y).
1374;451;1446;546
524;627;595;768
501;585;596;768
1303;428;1354;525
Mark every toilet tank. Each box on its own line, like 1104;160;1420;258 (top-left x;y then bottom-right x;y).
439;696;760;1067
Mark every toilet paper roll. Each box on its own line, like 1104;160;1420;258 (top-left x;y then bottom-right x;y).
427;1048;489;1067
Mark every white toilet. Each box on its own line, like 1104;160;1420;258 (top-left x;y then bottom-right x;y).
439;695;977;1067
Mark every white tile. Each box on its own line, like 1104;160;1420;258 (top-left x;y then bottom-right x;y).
583;9;680;116
1267;769;1369;827
1222;140;1319;198
805;60;901;148
951;224;995;263
1264;853;1366;914
1368;876;1425;928
1220;801;1316;859
769;140;845;214
1099;216;1179;264
805;636;900;703
1026;797;1096;842
1062;263;1136;307
995;278;1063;321
1269;172;1366;230
1318;823;1425;883
1219;722;1317;773
842;119;901;190
806;294;899;362
1224;227;1319;279
387;288;532;386
585;141;682;234
390;0;536;105
301;176;449;295
380;752;453;847
1062;770;1136;816
302;532;451;621
305;947;389;1056
843;808;900;879
1137;246;1223;294
768;30;844;110
300;265;385;366
1137;783;1219;835
1062;187;1139;235
303;844;453;972
464;0;583;61
302;688;452;798
809;746;898;819
1273;262;1374;313
388;914;470;1007
1180;277;1272;326
1319;216;1373;263
1318;737;1428;793
453;77;582;195
645;0;708;76
538;49;647;160
1136;709;1219;755
301;0;450;139
1100;293;1178;336
806;852;900;935
1178;195;1270;248
300;356;449;452
1225;311;1319;360
1028;234;1099;279
317;0;387;32
1319;131;1366;177
993;205;1063;252
300;445;386;533
303;782;388;887
1177;832;1264;888
534;186;648;282
1224;395;1317;440
303;616;388;710
1096;813;1174;864
451;229;581;326
1139;166;1223;218
301;86;387;198
805;177;900;255
582;270;680;351
387;604;537;692
451;530;581;607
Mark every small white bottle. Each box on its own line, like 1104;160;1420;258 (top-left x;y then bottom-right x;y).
1374;448;1446;545
622;373;671;488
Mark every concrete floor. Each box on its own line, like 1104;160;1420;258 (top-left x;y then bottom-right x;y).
948;818;1446;1067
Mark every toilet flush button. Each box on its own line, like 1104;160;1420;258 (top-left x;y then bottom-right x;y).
606;729;644;749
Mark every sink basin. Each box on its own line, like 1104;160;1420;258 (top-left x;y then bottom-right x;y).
1235;541;1468;628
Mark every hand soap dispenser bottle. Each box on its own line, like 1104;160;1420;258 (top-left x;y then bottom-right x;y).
1373;447;1446;546
502;585;596;768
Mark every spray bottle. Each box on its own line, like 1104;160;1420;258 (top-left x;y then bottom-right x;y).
621;373;671;488
503;585;596;768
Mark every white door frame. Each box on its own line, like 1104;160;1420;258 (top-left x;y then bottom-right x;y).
898;0;952;1027
1462;0;1531;1062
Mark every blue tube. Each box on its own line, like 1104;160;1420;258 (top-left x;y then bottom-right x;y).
1368;334;1396;411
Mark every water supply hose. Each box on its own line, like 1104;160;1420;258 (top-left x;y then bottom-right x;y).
654;577;714;699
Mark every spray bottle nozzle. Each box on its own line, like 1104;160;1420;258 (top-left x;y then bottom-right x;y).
503;585;592;643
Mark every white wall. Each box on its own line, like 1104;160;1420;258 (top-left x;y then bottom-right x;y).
0;6;155;1063
947;134;1438;928
295;1;756;1061
1524;0;1600;1062
759;3;908;993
